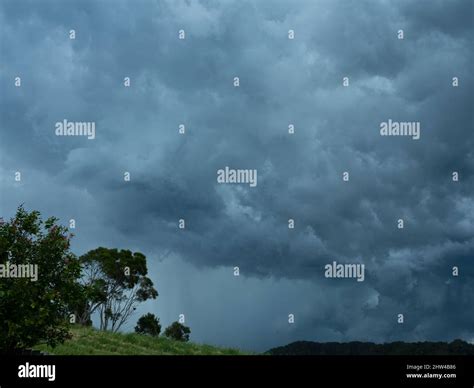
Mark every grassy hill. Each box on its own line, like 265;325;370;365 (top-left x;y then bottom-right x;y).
33;325;245;355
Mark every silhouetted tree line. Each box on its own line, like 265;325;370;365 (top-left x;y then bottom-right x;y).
266;340;474;355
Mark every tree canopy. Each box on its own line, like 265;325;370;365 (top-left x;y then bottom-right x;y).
79;247;158;332
135;313;161;337
0;206;81;353
164;322;191;342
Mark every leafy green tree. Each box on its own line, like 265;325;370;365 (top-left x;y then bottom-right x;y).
135;313;161;337
164;321;191;342
0;206;81;353
79;247;158;332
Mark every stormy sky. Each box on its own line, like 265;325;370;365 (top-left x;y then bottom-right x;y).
0;0;473;352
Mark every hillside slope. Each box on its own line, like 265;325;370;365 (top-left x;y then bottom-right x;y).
33;326;245;355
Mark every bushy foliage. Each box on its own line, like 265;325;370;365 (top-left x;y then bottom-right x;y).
135;313;161;337
164;321;191;342
0;207;81;352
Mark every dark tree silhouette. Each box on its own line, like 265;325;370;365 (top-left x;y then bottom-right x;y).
135;313;161;337
79;247;158;332
164;321;191;342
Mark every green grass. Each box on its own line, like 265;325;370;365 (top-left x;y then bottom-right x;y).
33;325;246;355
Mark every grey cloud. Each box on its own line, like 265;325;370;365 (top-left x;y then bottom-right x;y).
0;0;472;350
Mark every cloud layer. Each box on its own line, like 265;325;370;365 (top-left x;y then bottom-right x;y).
1;0;473;350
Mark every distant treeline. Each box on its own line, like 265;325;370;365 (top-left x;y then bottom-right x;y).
266;340;474;355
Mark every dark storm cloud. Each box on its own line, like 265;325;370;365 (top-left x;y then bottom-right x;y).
0;0;472;349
